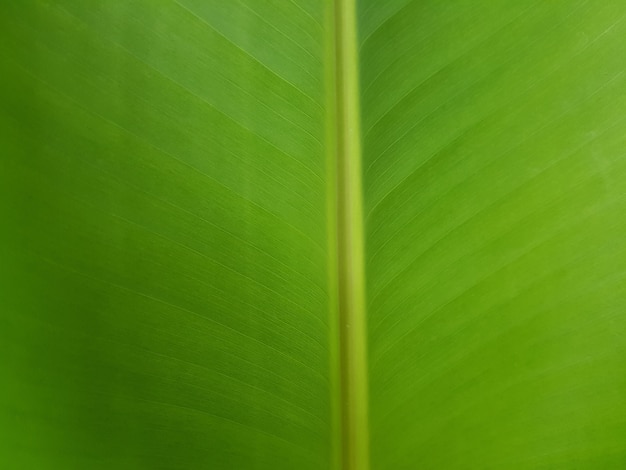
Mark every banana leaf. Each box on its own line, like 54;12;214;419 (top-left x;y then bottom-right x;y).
2;1;625;469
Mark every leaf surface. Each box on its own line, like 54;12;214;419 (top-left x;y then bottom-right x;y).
1;1;335;469
3;1;626;469
360;1;626;468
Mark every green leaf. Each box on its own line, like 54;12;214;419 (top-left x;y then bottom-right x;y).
1;2;335;469
361;1;626;468
2;1;626;469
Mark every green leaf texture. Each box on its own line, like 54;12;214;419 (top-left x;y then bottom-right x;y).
360;1;626;468
1;1;335;469
2;1;626;469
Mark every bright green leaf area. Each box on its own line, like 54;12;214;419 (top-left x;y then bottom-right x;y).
361;1;626;468
1;1;333;469
2;1;626;469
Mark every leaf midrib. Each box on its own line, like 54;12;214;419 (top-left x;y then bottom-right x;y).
333;1;370;469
